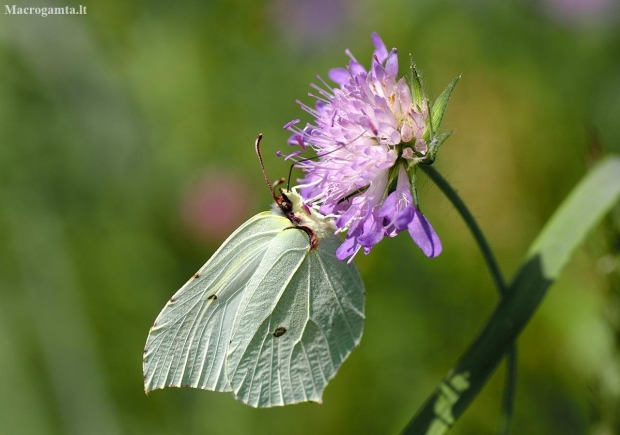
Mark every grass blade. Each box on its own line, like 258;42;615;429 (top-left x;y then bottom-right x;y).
403;156;620;435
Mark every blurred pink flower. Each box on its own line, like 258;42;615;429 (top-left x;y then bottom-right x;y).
544;0;616;22
181;170;255;243
271;0;348;46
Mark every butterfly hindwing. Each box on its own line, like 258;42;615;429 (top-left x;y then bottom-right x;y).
226;228;365;407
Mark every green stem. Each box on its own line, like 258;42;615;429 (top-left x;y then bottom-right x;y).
419;165;516;434
420;165;506;295
498;347;517;435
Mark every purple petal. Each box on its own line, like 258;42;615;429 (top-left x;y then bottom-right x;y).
371;57;386;82
378;192;398;218
358;230;383;247
397;78;411;108
380;188;415;236
414;138;427;154
328;68;350;85
349;60;366;76
336;234;360;261
335;241;354;260
385;49;398;77
318;203;333;215
371;32;388;63
357;212;384;247
408;208;442;258
287;133;305;148
401;124;413;143
336;200;362;228
359;116;378;135
393;205;414;230
389;129;401;145
344;48;367;76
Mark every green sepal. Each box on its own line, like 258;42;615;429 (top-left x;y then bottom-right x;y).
385;163;400;197
430;75;460;135
409;166;420;207
428;131;453;162
408;57;426;108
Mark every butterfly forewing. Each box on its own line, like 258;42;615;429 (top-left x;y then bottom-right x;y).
143;213;290;393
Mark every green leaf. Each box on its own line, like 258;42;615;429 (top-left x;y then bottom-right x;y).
403;156;620;435
430;76;460;135
525;158;620;279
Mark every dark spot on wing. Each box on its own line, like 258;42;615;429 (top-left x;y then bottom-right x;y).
273;326;287;337
193;272;201;278
208;294;217;300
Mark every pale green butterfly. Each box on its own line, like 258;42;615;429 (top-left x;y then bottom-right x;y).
143;135;365;408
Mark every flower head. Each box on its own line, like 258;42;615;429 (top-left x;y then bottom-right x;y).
282;32;453;261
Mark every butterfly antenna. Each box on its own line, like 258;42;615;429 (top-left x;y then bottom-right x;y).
255;133;275;192
255;134;286;200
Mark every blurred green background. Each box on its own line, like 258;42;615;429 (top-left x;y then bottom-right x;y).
1;0;620;434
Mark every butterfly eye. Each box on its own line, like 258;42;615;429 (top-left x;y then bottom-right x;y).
278;191;293;212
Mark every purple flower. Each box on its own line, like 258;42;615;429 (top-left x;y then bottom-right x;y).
282;32;442;262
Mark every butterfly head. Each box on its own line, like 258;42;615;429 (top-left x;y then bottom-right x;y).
255;133;335;239
271;187;304;223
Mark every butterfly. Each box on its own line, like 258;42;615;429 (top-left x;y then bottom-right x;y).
143;135;365;407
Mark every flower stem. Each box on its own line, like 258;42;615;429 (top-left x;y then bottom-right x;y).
420;165;505;294
419;164;516;434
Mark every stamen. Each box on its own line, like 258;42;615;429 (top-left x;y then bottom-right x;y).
315;74;336;95
282;119;300;130
308;92;329;104
296;99;319;117
284;150;302;161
